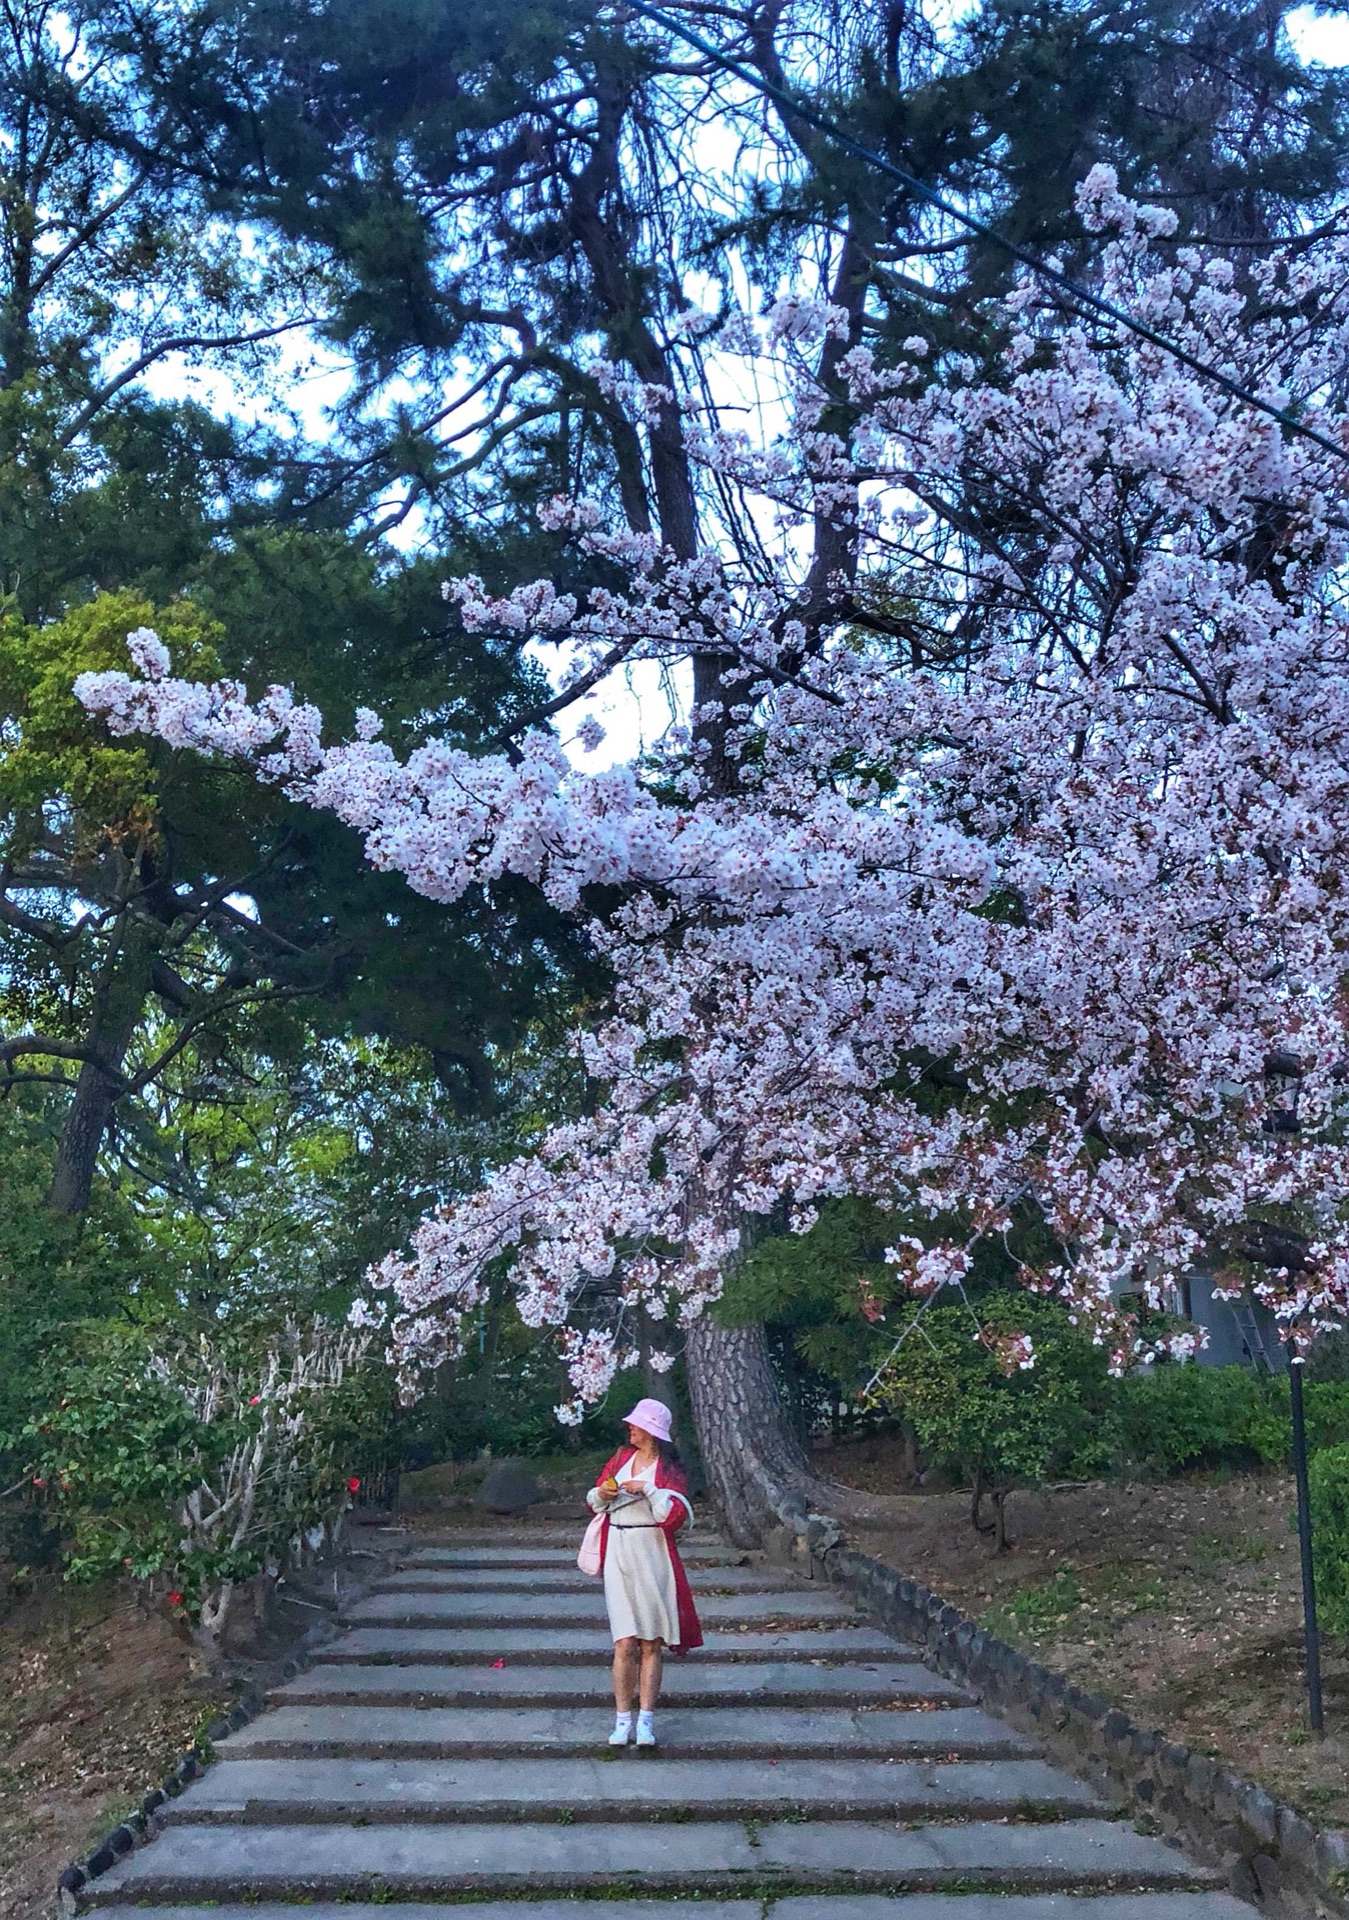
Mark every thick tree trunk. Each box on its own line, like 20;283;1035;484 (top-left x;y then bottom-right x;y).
47;917;155;1215
684;1316;829;1545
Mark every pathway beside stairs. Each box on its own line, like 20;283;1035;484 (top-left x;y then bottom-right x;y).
84;1516;1255;1920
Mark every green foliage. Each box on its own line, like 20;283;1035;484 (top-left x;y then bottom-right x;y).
23;1326;235;1588
1111;1364;1287;1476
1112;1370;1349;1478
873;1292;1116;1518
22;1315;384;1639
1296;1380;1349;1457
0;1097;158;1463
722;1199;902;1403
421;1295;652;1463
0;588;221;848
1310;1443;1349;1640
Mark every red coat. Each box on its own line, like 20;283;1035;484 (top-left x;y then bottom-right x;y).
592;1446;703;1654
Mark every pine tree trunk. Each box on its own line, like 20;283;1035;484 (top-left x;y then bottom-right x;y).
683;1316;823;1545
47;916;155;1215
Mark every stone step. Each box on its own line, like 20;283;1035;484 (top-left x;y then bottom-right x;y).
84;1816;1226;1903
380;1562;789;1592
79;1517;1251;1920
403;1527;617;1546
311;1624;909;1665
168;1754;1101;1826
342;1588;855;1627
219;1703;1031;1760
404;1542;750;1567
79;1900;1257;1920
275;1659;971;1709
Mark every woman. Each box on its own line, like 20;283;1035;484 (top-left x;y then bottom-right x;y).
586;1397;702;1747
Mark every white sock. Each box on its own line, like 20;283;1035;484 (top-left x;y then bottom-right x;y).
610;1711;633;1739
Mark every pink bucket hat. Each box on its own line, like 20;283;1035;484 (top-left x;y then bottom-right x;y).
623;1397;673;1444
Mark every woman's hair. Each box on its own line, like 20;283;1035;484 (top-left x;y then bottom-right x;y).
625;1422;682;1470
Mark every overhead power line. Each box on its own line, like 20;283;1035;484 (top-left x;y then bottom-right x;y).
624;0;1349;474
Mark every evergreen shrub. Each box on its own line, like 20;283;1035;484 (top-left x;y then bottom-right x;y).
1309;1441;1349;1639
874;1291;1115;1547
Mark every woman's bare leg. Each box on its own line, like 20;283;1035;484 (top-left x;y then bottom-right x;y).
613;1636;640;1712
638;1639;663;1710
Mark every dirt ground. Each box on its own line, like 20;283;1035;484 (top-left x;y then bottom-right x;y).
0;1578;233;1920
819;1430;1349;1829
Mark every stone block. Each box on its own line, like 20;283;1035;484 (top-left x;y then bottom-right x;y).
1317;1825;1349;1887
1209;1820;1244;1861
475;1460;544;1514
1252;1849;1284;1898
805;1516;841;1553
1277;1802;1318;1874
83;1811;1231;1900
1228;1856;1262;1902
1238;1781;1278;1848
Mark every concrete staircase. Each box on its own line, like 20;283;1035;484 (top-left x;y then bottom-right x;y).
84;1521;1254;1919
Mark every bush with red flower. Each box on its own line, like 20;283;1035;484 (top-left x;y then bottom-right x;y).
22;1314;384;1665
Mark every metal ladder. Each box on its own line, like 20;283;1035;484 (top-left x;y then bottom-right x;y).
1231;1295;1274;1372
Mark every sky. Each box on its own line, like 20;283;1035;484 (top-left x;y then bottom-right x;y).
1287;6;1349;60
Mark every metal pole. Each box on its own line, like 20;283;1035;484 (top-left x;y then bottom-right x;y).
1289;1361;1324;1732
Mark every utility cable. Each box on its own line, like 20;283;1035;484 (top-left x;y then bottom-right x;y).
624;0;1349;473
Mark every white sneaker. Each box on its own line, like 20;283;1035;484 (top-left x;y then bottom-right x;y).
608;1714;633;1746
635;1712;656;1747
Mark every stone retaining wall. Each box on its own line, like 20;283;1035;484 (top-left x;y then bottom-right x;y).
765;1509;1349;1920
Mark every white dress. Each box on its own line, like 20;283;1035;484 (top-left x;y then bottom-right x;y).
587;1457;680;1645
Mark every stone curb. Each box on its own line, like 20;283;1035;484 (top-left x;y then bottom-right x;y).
56;1705;246;1915
55;1527;414;1915
763;1507;1349;1920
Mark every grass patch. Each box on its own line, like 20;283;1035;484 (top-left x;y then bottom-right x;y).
980;1561;1169;1644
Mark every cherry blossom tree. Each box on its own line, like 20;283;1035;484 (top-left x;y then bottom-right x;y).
78;168;1349;1538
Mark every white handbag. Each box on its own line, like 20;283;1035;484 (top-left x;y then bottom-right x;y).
577;1512;605;1576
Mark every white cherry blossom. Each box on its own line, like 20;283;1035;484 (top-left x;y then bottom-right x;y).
77;171;1349;1406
